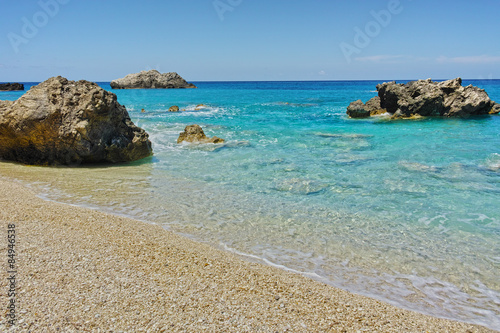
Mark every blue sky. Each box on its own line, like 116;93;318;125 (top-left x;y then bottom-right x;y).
1;0;500;81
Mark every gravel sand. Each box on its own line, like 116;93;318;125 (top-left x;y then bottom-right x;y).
0;176;495;332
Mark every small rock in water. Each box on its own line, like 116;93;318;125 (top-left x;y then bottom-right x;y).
177;125;225;144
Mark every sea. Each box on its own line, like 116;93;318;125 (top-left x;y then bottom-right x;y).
1;80;499;330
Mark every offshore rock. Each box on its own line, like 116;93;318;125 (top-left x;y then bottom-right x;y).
168;105;180;112
177;125;224;144
347;78;500;119
0;76;152;165
346;97;386;118
346;100;370;118
110;70;197;89
0;83;24;91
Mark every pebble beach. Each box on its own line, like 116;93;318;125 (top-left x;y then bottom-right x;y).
0;176;495;332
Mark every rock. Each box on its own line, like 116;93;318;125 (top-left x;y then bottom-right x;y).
0;83;24;91
0;76;152;165
365;96;387;116
346;97;386;118
370;78;499;119
168;105;180;112
346;100;370;118
177;125;224;144
195;104;207;110
491;103;500;114
110;70;197;89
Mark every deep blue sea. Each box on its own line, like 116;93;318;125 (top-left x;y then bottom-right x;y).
2;80;500;329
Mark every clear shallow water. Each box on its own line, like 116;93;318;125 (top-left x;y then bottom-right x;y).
1;80;500;329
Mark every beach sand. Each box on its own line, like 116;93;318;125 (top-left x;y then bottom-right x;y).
0;175;495;332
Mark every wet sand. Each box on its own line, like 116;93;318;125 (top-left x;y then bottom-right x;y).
0;176;495;332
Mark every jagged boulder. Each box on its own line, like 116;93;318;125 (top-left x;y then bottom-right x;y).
168;105;180;112
0;83;24;91
346;100;370;118
0;76;152;165
110;70;196;89
347;78;500;119
177;125;224;144
347;97;386;118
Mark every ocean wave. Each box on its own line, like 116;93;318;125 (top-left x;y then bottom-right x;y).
273;178;329;195
484;153;500;171
313;132;373;139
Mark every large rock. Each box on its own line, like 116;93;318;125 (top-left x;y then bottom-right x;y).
374;78;499;119
177;125;224;144
0;83;24;91
0;76;152;165
110;70;196;89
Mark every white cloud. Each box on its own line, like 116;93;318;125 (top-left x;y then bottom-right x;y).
437;55;500;64
318;70;326;75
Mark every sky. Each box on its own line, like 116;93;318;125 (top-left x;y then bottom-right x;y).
1;0;500;82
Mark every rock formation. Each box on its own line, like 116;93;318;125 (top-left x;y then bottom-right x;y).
0;83;24;91
168;105;180;112
110;70;196;89
0;76;152;165
347;97;386;118
177;125;224;144
347;78;500;119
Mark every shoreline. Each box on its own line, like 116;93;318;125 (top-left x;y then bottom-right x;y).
0;175;496;332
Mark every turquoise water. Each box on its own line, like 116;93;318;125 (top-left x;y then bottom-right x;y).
2;80;500;329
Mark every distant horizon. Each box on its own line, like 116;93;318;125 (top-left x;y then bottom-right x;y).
3;77;500;84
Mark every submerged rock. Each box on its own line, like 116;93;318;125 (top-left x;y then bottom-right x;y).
177;125;224;144
0;83;24;91
110;70;196;89
0;76;152;165
347;78;500;119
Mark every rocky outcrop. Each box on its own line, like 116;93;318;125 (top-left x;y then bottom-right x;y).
0;83;24;91
347;97;386;118
0;76;152;165
110;70;196;89
177;125;224;144
347;78;500;119
168;105;180;112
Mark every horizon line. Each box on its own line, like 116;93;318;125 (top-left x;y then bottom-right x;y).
2;78;499;84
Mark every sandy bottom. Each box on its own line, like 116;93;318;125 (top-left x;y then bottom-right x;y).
0;175;495;332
